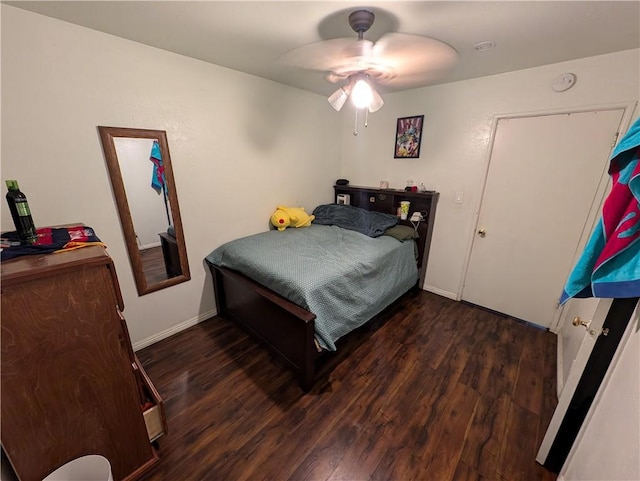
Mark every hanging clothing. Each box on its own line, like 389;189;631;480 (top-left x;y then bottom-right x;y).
150;140;165;193
560;117;640;304
149;140;172;225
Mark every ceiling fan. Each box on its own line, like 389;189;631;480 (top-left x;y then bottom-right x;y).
279;9;458;115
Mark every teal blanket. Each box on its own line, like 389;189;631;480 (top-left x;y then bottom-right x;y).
561;117;640;303
206;225;418;350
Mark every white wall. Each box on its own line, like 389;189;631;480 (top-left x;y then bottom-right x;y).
339;49;640;299
1;5;341;345
561;303;640;481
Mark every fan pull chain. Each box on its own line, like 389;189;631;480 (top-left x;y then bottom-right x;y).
353;108;372;135
353;108;359;136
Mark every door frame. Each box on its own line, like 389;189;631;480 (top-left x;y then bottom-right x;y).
457;102;637;331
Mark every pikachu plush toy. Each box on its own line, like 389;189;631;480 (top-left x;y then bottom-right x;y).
270;206;315;231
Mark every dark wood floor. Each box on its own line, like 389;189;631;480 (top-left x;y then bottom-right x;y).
141;246;169;285
138;290;558;481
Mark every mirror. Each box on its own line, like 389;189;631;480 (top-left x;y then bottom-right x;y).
98;126;190;295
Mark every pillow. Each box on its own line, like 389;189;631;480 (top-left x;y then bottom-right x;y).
384;224;419;260
312;204;399;237
384;225;418;242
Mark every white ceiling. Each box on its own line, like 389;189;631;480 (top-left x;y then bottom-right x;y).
6;1;640;96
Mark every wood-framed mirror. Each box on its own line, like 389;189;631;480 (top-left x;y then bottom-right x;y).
98;126;190;295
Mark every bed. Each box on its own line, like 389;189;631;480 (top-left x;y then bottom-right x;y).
206;188;439;390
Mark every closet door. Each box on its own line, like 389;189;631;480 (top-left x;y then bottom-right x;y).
462;109;624;327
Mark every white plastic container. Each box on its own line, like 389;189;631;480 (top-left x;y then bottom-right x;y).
43;455;113;481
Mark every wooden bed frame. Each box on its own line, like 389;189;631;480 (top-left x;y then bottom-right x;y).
210;264;319;390
209;185;439;390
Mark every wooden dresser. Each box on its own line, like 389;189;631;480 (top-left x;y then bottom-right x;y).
333;185;439;288
1;246;166;481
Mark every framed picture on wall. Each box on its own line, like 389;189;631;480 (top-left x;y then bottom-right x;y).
394;115;424;159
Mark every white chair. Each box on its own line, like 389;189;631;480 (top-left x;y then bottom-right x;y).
42;455;112;481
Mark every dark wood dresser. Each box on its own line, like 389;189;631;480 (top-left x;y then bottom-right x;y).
158;232;181;278
1;246;166;481
333;185;439;287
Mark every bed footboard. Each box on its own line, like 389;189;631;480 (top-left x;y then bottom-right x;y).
209;264;319;390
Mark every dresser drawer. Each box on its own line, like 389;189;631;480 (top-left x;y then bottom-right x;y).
134;356;167;443
143;404;164;442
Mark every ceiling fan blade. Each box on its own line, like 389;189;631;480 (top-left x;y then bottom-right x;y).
278;38;374;73
372;33;458;79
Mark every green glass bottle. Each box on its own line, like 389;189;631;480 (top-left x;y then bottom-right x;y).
5;180;37;244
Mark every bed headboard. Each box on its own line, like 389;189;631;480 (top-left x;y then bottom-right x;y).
333;185;439;289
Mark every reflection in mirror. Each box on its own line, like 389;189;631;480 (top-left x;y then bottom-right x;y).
98;127;190;295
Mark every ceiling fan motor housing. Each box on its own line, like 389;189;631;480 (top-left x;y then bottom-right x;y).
349;10;375;35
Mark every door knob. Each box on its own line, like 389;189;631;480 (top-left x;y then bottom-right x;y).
477;228;487;237
572;316;591;329
573;316;607;336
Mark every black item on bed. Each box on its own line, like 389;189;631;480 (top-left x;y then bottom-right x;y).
312;203;399;237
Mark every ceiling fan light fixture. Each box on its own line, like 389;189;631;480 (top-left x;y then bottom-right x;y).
351;78;373;108
328;86;349;111
368;88;384;113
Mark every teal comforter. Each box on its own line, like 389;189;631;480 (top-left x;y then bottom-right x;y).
205;224;418;350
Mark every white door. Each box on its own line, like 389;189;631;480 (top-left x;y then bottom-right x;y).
462;109;624;327
536;297;613;464
557;297;601;396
